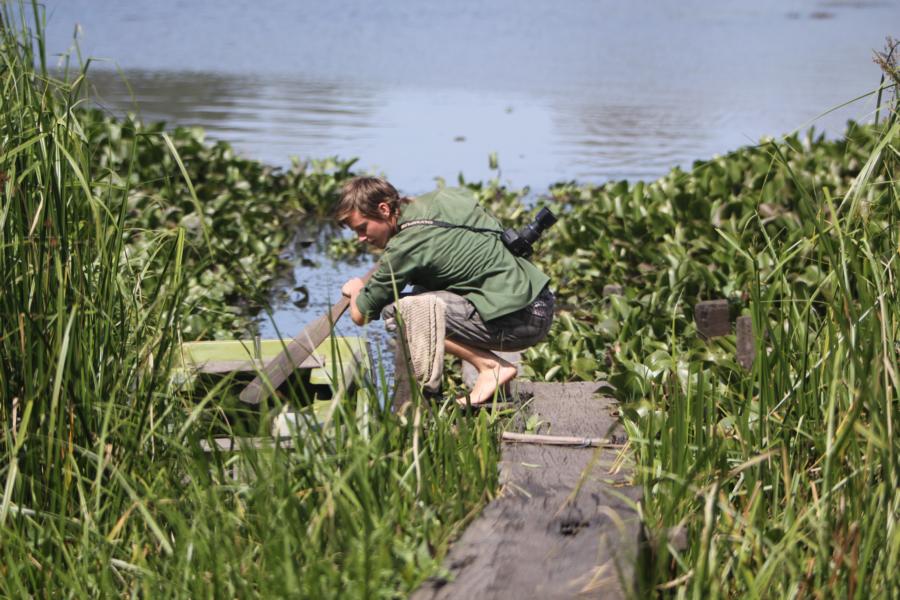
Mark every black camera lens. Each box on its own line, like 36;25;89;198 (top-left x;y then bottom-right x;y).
520;208;557;245
534;207;558;229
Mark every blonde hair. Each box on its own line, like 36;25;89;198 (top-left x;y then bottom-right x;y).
334;176;411;224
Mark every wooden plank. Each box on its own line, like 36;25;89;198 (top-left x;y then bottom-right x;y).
501;431;623;448
413;382;642;600
191;355;323;374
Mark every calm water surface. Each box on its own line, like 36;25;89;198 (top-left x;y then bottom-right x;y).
44;0;898;192
41;0;900;340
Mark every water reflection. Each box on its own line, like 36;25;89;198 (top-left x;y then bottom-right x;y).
87;70;380;166
551;98;713;181
83;62;884;195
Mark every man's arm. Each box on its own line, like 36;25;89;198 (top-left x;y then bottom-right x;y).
341;278;367;325
343;247;415;325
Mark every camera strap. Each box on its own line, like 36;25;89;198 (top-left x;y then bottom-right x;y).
398;219;503;236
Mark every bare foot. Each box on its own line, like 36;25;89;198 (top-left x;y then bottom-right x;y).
457;361;517;407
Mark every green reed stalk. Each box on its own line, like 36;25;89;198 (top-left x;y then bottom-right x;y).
1;5;502;596
0;0;185;534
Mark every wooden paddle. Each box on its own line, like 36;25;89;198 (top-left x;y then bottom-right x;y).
239;265;378;405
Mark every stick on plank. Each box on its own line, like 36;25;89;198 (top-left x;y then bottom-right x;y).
500;431;623;448
239;266;377;405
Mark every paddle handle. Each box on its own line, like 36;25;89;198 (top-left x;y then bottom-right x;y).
238;266;377;405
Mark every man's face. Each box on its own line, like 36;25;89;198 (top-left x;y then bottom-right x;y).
345;204;394;249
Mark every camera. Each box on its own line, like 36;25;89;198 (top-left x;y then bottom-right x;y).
500;207;558;258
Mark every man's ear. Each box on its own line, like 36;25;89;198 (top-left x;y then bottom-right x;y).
377;201;392;219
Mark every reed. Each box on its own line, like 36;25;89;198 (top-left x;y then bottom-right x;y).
0;0;186;520
649;110;899;597
0;4;500;596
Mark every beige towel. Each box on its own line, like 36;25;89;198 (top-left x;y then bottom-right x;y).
392;295;446;393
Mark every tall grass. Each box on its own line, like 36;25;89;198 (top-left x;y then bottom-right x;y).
0;4;500;596
625;72;900;596
0;0;186;522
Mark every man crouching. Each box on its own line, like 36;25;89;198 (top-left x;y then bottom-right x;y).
337;176;554;406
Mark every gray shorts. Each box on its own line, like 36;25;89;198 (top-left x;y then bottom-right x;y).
382;286;554;352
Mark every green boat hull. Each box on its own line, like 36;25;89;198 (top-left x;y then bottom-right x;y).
175;336;371;430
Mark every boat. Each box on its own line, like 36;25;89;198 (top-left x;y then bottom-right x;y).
174;336;372;447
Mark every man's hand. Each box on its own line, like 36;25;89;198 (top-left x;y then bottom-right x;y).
341;277;365;299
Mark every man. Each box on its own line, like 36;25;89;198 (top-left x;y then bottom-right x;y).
337;176;554;406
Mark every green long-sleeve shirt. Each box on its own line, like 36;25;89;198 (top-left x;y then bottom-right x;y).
355;187;550;321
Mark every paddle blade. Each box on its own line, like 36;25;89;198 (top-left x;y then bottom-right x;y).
239;300;348;405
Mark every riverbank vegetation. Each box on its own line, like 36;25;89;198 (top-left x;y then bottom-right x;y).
78;108;359;339
3;1;899;596
522;54;900;595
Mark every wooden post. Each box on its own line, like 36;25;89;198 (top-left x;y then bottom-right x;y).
694;300;730;339
602;284;623;297
736;315;755;370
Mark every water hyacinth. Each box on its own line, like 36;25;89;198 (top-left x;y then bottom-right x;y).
78;108;360;339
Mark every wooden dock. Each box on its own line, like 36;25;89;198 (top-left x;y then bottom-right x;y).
412;381;642;599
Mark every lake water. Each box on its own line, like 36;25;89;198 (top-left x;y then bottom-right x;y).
40;0;900;342
43;0;898;193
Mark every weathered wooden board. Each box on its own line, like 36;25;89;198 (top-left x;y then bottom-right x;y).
413;381;642;600
736;315;755;370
